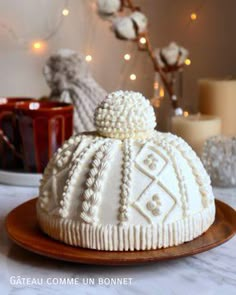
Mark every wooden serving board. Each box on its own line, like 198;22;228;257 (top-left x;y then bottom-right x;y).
5;198;236;266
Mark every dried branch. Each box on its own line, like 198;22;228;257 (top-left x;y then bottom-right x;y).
124;0;179;110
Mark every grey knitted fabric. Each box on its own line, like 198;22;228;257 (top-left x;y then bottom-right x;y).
43;49;107;134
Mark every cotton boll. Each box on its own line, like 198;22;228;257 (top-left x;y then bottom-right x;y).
154;42;189;71
97;0;121;15
113;11;148;40
56;48;76;58
113;17;137;40
161;42;179;66
130;11;148;33
175;107;183;116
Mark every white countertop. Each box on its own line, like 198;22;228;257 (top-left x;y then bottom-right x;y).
0;184;235;295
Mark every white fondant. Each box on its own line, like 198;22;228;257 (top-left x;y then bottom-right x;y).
37;203;215;251
94;90;156;139
118;139;134;224
80;140;113;224
37;91;216;251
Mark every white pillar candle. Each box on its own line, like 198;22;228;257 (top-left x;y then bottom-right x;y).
199;79;236;136
171;114;221;156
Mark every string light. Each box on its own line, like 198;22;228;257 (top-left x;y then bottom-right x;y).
124;53;131;61
130;74;136;81
85;55;92;62
62;9;69;16
32;41;46;53
185;58;191;66
190;13;197;21
0;0;69;51
33;42;41;49
184;111;189;117
139;37;147;45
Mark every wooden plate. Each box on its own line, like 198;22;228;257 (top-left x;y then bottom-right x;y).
5;198;236;266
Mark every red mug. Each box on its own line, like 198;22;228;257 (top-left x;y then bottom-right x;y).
0;97;35;171
0;99;73;173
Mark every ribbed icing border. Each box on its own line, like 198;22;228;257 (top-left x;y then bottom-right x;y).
36;203;215;251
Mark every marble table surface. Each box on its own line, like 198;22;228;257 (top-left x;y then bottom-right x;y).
0;184;235;295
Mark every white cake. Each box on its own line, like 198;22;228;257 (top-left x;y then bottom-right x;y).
37;90;215;251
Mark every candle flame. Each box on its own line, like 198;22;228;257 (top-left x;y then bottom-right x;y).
160;87;165;97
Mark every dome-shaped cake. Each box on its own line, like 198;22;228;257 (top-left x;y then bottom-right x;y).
37;90;215;251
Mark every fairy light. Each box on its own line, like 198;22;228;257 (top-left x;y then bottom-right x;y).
32;40;46;53
124;53;131;61
33;41;42;49
62;9;69;16
139;37;147;45
130;74;136;81
185;58;191;66
184;111;189;117
190;13;197;21
0;0;69;52
85;55;92;62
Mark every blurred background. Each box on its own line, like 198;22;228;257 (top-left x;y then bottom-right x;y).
0;0;236;112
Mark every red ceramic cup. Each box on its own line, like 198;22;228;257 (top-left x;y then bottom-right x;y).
0;97;35;171
14;101;73;173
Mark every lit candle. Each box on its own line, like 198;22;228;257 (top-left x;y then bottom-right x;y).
171;114;221;155
199;79;236;136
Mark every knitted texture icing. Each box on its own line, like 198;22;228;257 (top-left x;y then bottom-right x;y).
37;91;215;251
94;90;156;139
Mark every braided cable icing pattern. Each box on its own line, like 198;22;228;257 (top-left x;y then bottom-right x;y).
156;132;214;208
152;137;189;217
39;135;82;195
118;139;134;224
80;140;113;224
59;138;102;218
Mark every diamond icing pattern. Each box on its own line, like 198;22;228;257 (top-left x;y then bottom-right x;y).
134;181;175;223
135;144;168;179
133;143;177;224
143;154;158;170
146;195;162;216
